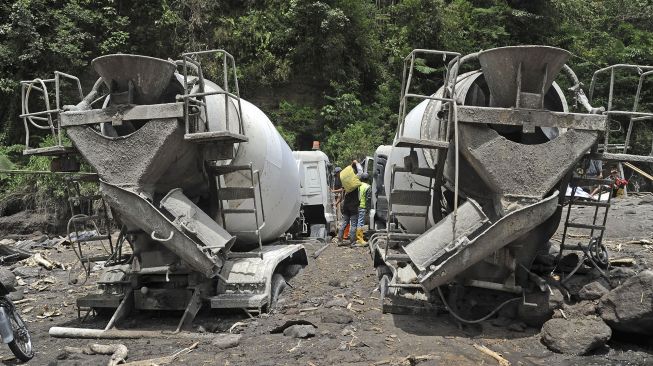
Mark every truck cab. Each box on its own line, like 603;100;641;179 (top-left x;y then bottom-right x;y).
292;150;336;238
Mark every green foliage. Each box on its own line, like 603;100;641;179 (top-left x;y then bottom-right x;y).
1;0;653;186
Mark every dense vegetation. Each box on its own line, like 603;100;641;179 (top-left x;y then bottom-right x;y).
1;0;652;196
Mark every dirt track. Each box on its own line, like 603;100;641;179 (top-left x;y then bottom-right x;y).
0;196;652;365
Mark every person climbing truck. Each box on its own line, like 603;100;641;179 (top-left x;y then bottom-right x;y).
355;173;371;246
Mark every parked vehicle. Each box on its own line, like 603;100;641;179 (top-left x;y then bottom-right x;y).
0;282;33;362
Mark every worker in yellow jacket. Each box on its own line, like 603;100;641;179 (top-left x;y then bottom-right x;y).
355;173;371;246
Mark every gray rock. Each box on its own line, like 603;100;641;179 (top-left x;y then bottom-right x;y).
608;267;636;289
507;321;527;332
0;268;16;288
325;297;348;308
638;195;653;205
211;334;241;349
7;291;23;301
541;317;611;355
12;266;40;278
283;324;316;338
599;270;653;335
518;291;553;327
579;281;609;300
321;311;353;324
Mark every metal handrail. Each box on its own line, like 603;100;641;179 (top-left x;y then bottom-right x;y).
180;49;245;137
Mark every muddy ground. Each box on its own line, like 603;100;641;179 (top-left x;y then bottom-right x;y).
0;195;652;365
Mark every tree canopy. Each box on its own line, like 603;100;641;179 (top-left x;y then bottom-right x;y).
1;0;652;170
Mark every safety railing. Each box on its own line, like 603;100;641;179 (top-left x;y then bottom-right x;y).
588;64;653;163
178;49;245;138
20;71;83;155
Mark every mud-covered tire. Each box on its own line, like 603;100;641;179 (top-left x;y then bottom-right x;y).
281;264;303;278
269;273;287;309
7;309;33;362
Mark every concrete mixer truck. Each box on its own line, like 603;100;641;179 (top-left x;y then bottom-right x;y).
18;50;312;331
369;45;653;317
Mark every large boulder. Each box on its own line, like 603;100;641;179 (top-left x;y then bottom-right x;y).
578;280;609;300
599;270;653;335
541;317;611;355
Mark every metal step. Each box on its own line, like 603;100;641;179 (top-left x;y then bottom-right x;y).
184;131;248;144
565;222;605;230
571;177;613;186
222;208;256;214
395;137;448;150
207;164;252;175
390;190;431;206
393;166;437;177
219;187;256;200
569;200;611;208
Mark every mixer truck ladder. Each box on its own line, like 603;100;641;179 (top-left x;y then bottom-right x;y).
558;172;614;283
383;50;461;260
179;50;248;146
206;162;266;259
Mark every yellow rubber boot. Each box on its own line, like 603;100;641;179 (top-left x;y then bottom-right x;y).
355;228;367;246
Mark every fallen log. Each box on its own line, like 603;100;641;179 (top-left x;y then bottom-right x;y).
473;344;510;366
50;327;218;340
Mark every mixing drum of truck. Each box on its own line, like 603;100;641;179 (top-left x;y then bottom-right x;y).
18;50;310;332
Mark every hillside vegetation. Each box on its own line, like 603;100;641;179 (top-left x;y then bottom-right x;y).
1;0;652;182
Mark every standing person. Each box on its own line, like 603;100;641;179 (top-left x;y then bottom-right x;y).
355;173;371;246
336;160;364;245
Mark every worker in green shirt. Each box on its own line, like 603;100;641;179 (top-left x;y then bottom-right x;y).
355;173;371;246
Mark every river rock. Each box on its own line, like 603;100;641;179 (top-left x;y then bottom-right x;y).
599;270;653;335
12;266;40;278
541;317;611;355
579;281;609;300
211;334;241;349
283;324;316;338
0;268;16;288
321;311;353;324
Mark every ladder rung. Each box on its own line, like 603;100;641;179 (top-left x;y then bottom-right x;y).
75;235;111;243
219;187;256;200
222;208;256;214
571;177;613;186
394;137;449;150
570;200;610;208
392;211;427;217
207;164;252;175
565;223;605;230
393;166;437;177
390;190;431;206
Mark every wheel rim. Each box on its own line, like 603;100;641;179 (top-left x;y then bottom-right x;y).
10;311;32;356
